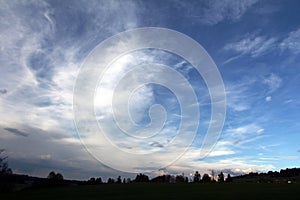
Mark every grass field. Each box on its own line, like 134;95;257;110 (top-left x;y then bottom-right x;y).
1;183;300;200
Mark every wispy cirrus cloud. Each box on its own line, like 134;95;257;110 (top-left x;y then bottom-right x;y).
225;79;257;112
223;123;266;145
0;0;140;179
263;73;282;93
272;155;298;160
223;28;300;63
258;144;281;152
176;0;258;25
0;0;140;131
225;123;263;135
259;155;298;161
199;0;259;25
280;28;300;53
224;35;277;59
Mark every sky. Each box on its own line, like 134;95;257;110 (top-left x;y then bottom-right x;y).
0;0;300;180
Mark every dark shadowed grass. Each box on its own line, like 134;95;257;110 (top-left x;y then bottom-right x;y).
1;183;300;200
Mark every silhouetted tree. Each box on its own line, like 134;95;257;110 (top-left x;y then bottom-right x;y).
123;178;126;184
135;173;149;182
151;174;171;183
269;171;280;177
185;177;189;183
0;149;12;175
47;171;56;179
107;178;115;184
268;171;274;177
117;176;122;184
249;172;258;176
175;174;185;183
218;172;224;182
88;177;96;184
0;149;13;192
280;168;300;177
170;175;176;183
56;173;63;181
47;171;64;182
96;177;102;184
193;171;201;182
202;173;211;182
226;174;232;182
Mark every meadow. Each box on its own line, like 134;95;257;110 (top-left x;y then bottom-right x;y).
1;183;299;200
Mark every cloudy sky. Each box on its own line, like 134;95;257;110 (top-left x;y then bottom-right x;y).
0;0;299;180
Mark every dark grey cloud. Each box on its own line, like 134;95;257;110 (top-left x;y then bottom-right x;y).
0;124;130;180
233;139;243;145
4;128;29;137
158;167;167;172
0;89;7;94
297;150;300;153
9;156;132;180
149;142;164;148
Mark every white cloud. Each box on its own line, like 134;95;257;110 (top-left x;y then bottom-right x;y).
283;99;293;104
256;128;264;134
174;0;258;25
280;28;300;53
167;153;275;177
265;96;272;102
263;73;282;93
90;49;205;169
181;0;259;25
225;80;256;112
224;35;277;58
220;123;267;149
272;156;298;160
260;155;298;161
208;150;235;157
138;142;276;177
258;143;280;152
224;28;300;62
0;0;140;130
226;123;262;135
39;154;51;160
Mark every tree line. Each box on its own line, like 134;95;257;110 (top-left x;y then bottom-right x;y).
1;149;299;192
84;171;232;185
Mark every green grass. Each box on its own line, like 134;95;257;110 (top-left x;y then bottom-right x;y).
1;183;300;200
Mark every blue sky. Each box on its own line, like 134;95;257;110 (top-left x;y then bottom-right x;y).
0;0;299;180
